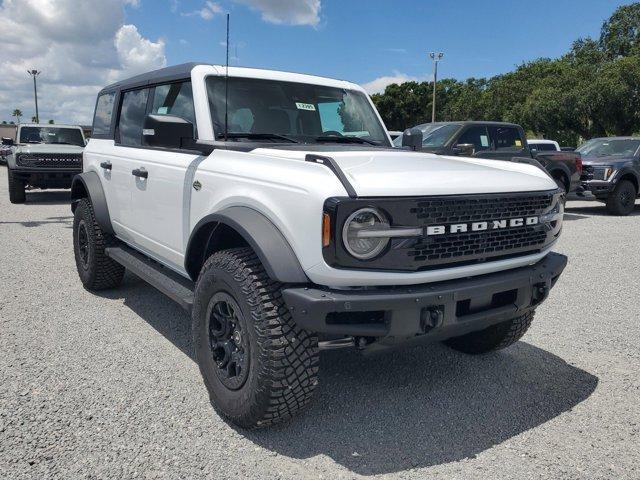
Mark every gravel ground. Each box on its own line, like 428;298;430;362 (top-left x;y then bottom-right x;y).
0;165;638;480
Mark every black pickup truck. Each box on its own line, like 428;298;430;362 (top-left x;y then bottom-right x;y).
395;121;583;194
576;137;640;215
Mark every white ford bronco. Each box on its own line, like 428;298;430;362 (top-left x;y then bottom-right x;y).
71;63;567;428
6;123;86;203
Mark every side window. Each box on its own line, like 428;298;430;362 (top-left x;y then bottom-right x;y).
117;88;149;147
457;126;491;151
495;127;523;151
150;81;195;125
92;92;115;136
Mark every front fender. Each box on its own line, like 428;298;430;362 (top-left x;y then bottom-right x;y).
70;171;114;235
186;206;309;283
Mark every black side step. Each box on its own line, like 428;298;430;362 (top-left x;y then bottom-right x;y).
105;245;195;312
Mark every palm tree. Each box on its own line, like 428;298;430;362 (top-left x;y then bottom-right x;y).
12;109;22;124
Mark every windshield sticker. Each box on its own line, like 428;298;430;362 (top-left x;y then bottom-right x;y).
515;139;522;147
295;102;316;111
157;107;169;115
480;135;489;147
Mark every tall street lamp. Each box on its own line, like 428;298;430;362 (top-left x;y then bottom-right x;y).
27;69;41;124
429;52;444;123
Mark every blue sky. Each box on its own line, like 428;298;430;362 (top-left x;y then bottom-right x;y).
0;0;632;124
128;0;629;90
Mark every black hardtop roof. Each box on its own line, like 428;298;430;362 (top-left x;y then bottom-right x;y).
100;62;204;94
415;120;522;129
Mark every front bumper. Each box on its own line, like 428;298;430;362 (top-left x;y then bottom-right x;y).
283;252;567;343
581;180;613;198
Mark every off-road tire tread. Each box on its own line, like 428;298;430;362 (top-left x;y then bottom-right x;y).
73;198;124;290
444;311;535;354
8;170;26;204
195;247;319;428
606;180;636;216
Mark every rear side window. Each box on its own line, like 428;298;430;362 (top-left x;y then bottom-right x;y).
118;88;149;146
92;92;116;136
457;126;491;151
495;127;523;151
531;143;555;151
150;81;195;124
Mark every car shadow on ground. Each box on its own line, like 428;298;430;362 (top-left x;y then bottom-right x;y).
24;190;71;205
564;201;640;219
101;274;598;476
0;215;72;228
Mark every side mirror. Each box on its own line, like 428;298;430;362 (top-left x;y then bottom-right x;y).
401;127;423;151
454;143;475;156
143;114;194;149
2;137;14;146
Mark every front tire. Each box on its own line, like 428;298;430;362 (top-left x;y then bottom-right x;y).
192;247;319;428
606;180;636;216
8;170;25;204
73;198;125;290
444;311;535;354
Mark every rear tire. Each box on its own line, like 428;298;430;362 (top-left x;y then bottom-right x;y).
444;311;535;354
192;247;319;428
8;170;25;204
606;180;636;216
73;198;125;290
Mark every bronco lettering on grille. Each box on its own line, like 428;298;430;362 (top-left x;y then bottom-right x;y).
426;216;539;236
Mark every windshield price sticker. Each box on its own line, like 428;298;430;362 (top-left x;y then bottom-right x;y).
295;102;316;111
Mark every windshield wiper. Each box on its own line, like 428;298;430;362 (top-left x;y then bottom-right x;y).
50;141;77;145
217;132;299;143
314;135;378;146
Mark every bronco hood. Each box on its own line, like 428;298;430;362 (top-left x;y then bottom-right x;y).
254;147;556;196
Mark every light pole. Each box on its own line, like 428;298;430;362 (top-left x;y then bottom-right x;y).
429;52;444;123
27;69;41;124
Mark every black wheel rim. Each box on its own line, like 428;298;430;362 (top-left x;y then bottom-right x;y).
207;292;250;390
619;189;632;208
77;220;90;269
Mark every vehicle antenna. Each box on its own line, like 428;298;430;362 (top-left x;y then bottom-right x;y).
224;13;229;142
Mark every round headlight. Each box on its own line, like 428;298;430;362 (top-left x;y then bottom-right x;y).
342;208;389;259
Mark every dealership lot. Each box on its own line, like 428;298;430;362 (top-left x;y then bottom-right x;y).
0;166;638;480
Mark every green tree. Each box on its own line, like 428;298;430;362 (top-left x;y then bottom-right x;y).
600;2;640;58
48;119;55;124
11;109;22;124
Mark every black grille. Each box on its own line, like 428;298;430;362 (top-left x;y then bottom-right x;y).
406;193;553;266
581;165;595;181
324;191;560;272
17;153;82;168
409;194;552;224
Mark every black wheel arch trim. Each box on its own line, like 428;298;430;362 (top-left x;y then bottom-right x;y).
546;164;571;188
185;206;309;284
70;171;115;235
613;167;639;191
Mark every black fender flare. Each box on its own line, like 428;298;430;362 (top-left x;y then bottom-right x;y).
546;163;571;187
613;166;639;191
185;206;309;284
70;171;114;235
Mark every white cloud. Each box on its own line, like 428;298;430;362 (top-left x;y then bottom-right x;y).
0;0;166;125
361;71;428;95
183;1;222;20
233;0;320;26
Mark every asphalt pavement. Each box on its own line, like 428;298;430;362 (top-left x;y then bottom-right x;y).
0;166;638;479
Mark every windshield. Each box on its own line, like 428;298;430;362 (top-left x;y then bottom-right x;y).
576;138;640;157
19;127;84;146
206;76;390;146
393;123;461;148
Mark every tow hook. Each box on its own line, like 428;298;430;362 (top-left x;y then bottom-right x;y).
532;283;549;304
420;307;444;333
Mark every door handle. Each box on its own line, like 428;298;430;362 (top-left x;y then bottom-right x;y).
100;161;112;170
132;168;148;179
